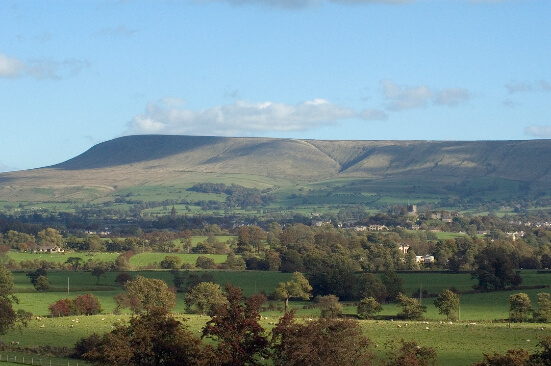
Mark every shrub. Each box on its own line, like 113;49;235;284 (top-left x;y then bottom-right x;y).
317;295;342;319
34;275;51;291
195;256;217;269
49;299;75;317
357;297;382;320
74;293;102;315
115;273;133;286
160;255;182;270
397;293;426;320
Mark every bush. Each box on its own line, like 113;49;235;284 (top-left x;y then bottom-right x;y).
317;295;342;318
74;293;102;315
49;299;75;317
73;333;101;358
357;297;382;320
160;256;182;270
34;275;50;291
195;256;217;269
115;273;133;286
397;293;426;320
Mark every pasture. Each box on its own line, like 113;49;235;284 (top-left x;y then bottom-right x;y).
4;269;551;365
3;312;548;366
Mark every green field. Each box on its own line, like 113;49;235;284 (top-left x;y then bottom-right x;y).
4;269;551;365
3;311;548;366
6;249;235;269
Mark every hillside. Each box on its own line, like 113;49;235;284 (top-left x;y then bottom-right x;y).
0;135;550;203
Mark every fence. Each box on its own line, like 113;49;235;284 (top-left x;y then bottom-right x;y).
0;353;86;366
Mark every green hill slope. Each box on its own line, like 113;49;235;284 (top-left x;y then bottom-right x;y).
1;135;550;204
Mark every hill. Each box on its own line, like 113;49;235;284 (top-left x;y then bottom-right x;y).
0;135;550;206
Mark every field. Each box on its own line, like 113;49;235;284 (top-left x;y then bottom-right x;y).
3;269;551;365
6;247;234;269
3;310;548;366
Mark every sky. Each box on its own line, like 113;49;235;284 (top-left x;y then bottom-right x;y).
1;0;550;172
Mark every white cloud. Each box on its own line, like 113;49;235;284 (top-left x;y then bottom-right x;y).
434;88;471;106
126;98;381;136
0;53;88;80
360;108;388;120
525;125;551;139
380;79;432;111
0;53;25;78
505;80;551;94
380;80;471;111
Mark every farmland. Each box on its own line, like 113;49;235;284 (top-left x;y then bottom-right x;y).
2;267;551;365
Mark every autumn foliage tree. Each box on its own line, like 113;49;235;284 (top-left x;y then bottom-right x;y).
83;308;211;366
383;340;437;366
202;284;268;366
49;298;75;317
74;293;102;315
270;311;375;366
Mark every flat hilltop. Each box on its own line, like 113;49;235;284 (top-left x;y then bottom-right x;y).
1;135;550;203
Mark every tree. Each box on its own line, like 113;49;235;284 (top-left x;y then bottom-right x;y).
306;254;362;300
27;268;50;291
534;292;551;323
317;295;342;319
383;340;437;366
49;298;75;317
34;275;50;291
115;273;132;286
222;253;246;270
357;297;382;320
91;267;106;285
434;289;460;321
115;275;176;314
83;308;210;366
381;270;405;301
26;268;47;286
274;272;312;313
270;311;374;366
185;282;228;315
114;252;132;271
358;273;388;303
202;285;268;366
474;245;522;291
74;293;102;315
37;228;64;247
160;255;182;269
472;349;530;366
0;265;29;343
509;293;532;323
397;293;426;320
66;257;83;271
471;336;551;366
86;235;105;252
528;336;551;365
196;256;217;269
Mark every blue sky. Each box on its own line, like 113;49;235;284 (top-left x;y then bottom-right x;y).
1;0;550;172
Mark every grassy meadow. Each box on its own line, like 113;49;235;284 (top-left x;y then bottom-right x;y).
3;268;551;365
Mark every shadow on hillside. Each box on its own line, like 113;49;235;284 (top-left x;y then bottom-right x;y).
51;135;227;170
